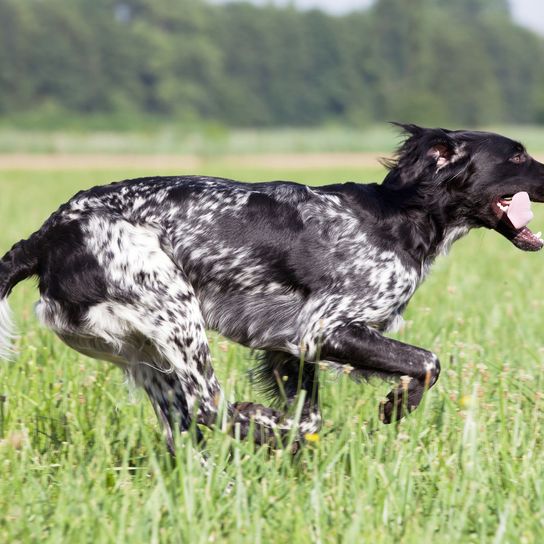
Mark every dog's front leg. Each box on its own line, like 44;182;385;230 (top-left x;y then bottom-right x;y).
319;323;440;423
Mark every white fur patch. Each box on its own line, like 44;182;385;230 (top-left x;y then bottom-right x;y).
0;298;17;360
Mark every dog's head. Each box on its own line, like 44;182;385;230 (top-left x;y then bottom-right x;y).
383;124;544;251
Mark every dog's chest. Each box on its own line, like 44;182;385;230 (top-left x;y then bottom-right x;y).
332;242;420;330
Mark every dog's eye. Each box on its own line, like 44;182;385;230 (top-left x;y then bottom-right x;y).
510;153;526;164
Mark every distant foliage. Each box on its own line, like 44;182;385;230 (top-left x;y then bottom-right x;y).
0;0;543;126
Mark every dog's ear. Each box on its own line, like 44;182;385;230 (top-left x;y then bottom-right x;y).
427;142;454;169
392;123;457;167
383;127;462;187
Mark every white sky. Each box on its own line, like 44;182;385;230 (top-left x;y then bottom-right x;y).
214;0;544;35
510;0;544;34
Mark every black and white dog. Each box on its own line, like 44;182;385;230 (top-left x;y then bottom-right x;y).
1;124;543;451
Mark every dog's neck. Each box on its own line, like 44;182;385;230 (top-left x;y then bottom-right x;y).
369;184;472;266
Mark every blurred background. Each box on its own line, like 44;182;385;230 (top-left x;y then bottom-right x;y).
0;0;543;156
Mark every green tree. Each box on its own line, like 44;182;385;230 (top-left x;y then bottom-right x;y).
0;0;542;127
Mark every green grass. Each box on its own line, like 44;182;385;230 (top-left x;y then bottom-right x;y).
1;163;544;543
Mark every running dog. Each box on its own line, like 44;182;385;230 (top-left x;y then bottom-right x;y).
1;124;543;451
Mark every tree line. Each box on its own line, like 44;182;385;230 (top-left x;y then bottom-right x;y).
1;0;543;127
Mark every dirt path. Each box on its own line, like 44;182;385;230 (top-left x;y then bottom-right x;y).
2;152;543;171
0;152;385;171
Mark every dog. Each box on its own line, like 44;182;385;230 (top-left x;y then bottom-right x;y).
1;124;543;452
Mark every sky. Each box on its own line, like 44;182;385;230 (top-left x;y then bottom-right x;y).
215;0;544;35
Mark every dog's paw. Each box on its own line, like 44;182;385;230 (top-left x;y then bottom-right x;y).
379;378;424;424
379;393;403;424
231;401;282;420
231;401;304;452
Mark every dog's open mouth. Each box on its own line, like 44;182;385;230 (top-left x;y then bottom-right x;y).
493;191;543;251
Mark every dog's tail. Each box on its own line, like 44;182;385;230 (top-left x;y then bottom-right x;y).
0;234;41;359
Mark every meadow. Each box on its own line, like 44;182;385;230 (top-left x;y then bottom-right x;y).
1;149;544;543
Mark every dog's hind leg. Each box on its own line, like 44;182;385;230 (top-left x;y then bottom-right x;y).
37;217;307;450
35;218;224;452
84;251;223;449
129;364;205;452
53;295;308;450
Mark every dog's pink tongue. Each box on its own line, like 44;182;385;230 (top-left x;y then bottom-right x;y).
507;191;534;229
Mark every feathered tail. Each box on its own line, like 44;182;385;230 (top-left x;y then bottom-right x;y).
0;234;41;359
0;298;17;359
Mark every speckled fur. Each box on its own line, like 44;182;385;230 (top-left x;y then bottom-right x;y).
3;124;544;450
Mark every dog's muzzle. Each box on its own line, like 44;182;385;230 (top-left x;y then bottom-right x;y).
492;191;543;251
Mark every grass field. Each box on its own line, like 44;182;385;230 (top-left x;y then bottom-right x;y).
1;158;544;543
